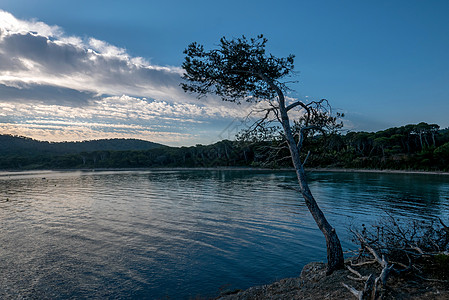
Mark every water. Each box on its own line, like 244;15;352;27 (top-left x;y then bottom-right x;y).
0;169;448;299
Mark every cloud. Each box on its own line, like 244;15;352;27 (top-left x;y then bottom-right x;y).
0;10;270;145
0;122;194;145
0;94;256;145
0;83;95;106
0;10;185;105
0;95;249;122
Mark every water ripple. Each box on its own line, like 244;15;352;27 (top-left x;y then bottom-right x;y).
1;170;448;299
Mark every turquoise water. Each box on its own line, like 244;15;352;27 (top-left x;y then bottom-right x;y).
1;170;448;299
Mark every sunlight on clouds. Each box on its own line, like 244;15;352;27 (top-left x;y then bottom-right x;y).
88;38;128;58
0;10;273;145
0;95;249;121
0;9;185;103
0;10;63;38
0;122;195;144
0;95;256;145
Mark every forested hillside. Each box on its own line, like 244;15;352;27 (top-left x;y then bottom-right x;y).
1;122;449;171
0;135;164;155
305;122;449;170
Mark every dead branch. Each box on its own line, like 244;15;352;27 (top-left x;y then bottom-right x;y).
302;150;311;167
410;245;424;254
363;275;375;299
347;266;370;281
348;232;393;299
346;216;449;299
342;283;363;299
415;274;449;283
285;100;309;113
354;232;385;266
342;274;375;300
350;260;377;267
297;125;324;152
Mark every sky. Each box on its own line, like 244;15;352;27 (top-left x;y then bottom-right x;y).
0;0;448;146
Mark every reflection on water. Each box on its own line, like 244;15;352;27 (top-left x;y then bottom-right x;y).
0;170;448;299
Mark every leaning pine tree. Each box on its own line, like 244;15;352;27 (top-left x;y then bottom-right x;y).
181;35;344;274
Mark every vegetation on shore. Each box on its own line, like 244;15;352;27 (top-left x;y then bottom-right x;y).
1;122;448;171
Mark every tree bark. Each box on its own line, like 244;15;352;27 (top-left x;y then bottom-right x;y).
270;83;344;275
283;120;344;274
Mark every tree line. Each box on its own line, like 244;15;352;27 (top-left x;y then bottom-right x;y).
302;122;449;171
1;122;448;171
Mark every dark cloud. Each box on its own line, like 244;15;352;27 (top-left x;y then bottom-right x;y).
0;83;95;107
0;53;28;71
1;32;86;74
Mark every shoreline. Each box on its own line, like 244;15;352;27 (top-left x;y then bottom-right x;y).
215;260;449;299
307;167;449;176
1;167;449;176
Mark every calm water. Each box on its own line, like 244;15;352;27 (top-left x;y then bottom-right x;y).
1;169;448;299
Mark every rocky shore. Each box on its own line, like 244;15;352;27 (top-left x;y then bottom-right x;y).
215;261;449;300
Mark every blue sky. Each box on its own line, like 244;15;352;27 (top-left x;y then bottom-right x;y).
1;1;448;146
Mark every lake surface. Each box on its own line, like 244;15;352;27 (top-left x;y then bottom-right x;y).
1;169;448;299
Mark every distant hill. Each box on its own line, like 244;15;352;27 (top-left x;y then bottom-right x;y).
0;135;166;156
1;122;449;171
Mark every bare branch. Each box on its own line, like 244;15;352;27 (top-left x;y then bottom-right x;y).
362;275;375;300
342;283;362;299
297;125;324;152
350;260;377;267
286;100;309;112
415;274;449;283
347;216;449;299
347;266;370;281
410;245;424;254
302;151;311;167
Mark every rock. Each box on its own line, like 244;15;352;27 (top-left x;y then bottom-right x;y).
213;259;449;299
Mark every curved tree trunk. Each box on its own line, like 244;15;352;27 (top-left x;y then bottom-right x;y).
272;84;344;275
294;162;345;274
284;122;344;274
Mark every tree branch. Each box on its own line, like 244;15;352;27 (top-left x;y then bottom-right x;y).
302;151;311;167
286;100;309;112
342;283;362;299
297;125;324;152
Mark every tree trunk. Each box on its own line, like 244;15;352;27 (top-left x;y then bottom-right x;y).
278;100;344;275
294;162;345;275
284;126;344;274
418;131;424;150
259;74;344;274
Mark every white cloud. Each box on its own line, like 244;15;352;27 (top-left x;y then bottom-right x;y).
0;94;258;145
0;10;271;145
0;10;63;38
0;95;249;121
0;122;194;144
0;9;186;105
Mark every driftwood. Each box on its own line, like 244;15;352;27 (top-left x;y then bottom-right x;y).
342;274;374;300
343;232;393;299
343;216;449;299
